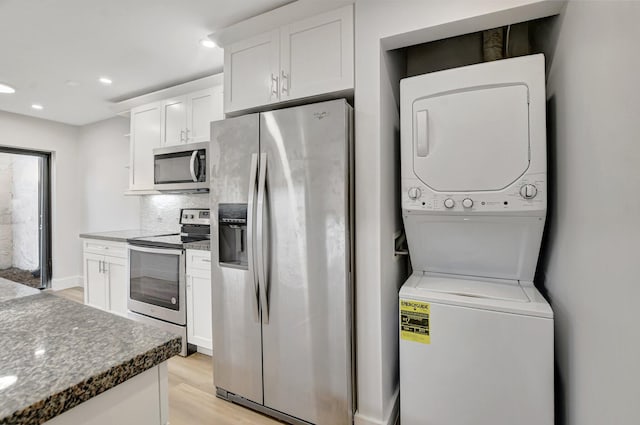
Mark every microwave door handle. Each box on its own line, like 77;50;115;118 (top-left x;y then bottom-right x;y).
189;150;198;182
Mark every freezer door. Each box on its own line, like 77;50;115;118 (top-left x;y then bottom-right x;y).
259;100;353;425
210;114;263;404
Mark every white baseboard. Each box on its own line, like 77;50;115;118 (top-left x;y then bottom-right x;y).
51;275;83;291
354;387;399;425
197;346;213;356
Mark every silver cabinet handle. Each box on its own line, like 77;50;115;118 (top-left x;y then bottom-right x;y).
256;152;269;324
185;128;190;143
189;150;199;182
281;70;288;95
180;130;185;143
246;153;260;321
98;260;102;273
270;73;279;98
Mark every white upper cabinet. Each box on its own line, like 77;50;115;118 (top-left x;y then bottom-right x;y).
280;6;354;101
126;78;223;193
224;5;353;114
161;96;188;146
224;30;280;113
187;87;224;143
161;88;224;146
129;102;161;191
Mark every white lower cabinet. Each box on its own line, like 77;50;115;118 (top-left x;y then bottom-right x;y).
45;363;168;425
186;249;212;352
83;239;128;317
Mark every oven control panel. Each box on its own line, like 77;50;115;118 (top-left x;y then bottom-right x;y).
180;208;210;226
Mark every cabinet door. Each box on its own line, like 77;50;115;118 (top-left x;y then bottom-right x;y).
84;253;107;310
161;96;188;146
105;256;128;317
130;103;161;191
224;30;280;113
186;87;223;144
186;270;212;350
280;5;354;100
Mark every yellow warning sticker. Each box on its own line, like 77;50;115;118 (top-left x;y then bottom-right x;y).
400;299;430;344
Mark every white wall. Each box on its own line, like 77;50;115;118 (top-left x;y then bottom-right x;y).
0;110;82;288
353;1;563;424
541;2;640;424
78;116;140;232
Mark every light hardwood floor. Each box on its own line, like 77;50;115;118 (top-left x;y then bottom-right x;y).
53;287;282;425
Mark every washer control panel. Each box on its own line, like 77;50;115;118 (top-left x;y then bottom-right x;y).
403;173;546;213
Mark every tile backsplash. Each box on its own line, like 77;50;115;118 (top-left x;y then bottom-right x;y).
140;193;209;233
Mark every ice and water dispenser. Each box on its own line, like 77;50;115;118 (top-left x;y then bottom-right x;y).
218;204;248;269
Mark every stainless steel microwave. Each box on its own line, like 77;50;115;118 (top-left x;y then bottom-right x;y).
153;142;209;192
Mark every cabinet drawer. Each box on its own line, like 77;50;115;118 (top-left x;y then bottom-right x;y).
83;239;128;258
186;250;212;271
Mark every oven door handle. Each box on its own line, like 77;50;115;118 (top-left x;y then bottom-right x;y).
128;244;184;256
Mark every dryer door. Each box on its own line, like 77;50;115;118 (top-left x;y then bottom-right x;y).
412;84;530;192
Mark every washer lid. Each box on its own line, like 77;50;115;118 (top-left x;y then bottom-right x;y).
412;84;530;192
399;273;553;318
421;275;529;302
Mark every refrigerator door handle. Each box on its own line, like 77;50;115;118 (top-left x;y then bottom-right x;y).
256;152;269;324
247;153;261;320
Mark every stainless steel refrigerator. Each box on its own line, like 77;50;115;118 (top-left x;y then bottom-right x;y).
210;99;354;425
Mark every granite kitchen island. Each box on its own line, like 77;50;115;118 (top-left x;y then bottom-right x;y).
0;279;181;425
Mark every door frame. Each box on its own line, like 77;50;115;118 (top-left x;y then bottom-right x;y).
0;146;52;288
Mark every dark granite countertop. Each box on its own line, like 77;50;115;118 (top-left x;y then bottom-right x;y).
0;292;180;425
0;279;39;303
184;239;211;251
79;229;171;243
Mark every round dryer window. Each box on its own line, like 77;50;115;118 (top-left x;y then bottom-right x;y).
412;84;530;192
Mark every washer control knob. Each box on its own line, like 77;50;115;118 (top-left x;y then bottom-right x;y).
462;198;473;208
408;187;422;200
444;198;455;209
520;184;538;199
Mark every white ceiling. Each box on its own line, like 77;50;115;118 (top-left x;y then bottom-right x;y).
0;0;291;126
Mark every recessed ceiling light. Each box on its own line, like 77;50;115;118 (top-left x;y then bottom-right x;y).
0;83;16;94
99;77;113;85
31;104;43;110
200;38;217;49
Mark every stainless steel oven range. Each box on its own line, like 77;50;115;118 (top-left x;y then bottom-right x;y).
127;208;210;356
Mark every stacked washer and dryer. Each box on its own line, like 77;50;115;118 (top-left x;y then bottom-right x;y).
399;54;554;425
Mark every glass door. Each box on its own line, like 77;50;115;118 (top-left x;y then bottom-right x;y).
0;147;51;289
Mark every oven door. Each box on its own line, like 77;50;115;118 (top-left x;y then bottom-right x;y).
153;142;209;192
127;245;186;325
